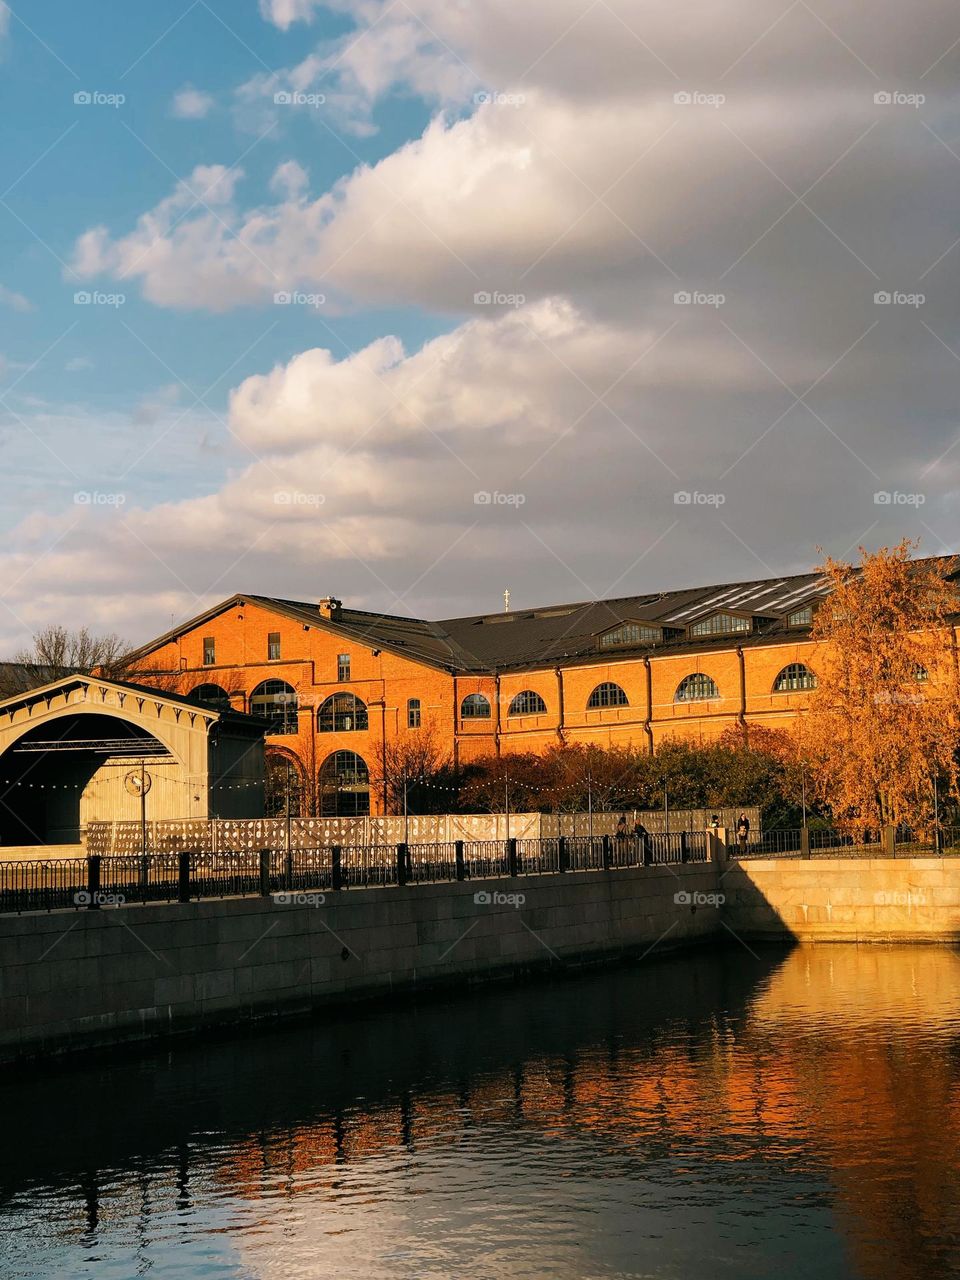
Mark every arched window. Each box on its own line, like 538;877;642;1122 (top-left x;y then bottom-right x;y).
264;750;305;818
319;750;370;816
187;683;232;713
587;682;629;709
250;679;299;734
675;673;720;703
773;663;817;693
318;692;368;733
460;693;492;720
508;690;548;716
913;664;929;682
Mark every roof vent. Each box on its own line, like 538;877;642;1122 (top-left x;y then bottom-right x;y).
318;597;342;620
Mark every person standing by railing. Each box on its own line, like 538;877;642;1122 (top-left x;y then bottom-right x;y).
736;813;750;851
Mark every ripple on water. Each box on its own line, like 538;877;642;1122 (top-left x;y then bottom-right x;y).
1;945;960;1279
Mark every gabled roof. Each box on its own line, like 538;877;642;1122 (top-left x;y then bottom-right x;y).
125;555;959;677
0;673;268;731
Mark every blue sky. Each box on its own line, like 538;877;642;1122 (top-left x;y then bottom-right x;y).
1;1;959;652
1;0;448;526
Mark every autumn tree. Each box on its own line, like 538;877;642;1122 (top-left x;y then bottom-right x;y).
368;729;456;815
456;752;547;813
803;541;960;836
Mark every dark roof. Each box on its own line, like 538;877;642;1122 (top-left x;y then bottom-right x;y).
129;555;959;677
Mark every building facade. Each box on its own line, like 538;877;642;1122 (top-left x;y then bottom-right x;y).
125;568;862;817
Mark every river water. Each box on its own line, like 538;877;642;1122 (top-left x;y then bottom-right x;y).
0;944;958;1279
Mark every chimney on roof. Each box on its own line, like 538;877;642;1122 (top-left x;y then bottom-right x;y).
318;597;342;620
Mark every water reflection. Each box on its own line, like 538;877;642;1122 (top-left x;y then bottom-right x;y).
1;945;959;1279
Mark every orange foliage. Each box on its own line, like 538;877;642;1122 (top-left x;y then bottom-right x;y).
804;541;960;835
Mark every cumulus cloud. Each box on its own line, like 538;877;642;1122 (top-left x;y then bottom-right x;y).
0;284;32;312
7;0;960;648
171;86;215;119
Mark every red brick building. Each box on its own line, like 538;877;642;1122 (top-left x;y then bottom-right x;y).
127;566;859;816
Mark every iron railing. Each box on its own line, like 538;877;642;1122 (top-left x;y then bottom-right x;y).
0;831;713;915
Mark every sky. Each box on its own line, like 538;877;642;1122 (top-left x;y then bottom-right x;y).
1;0;960;653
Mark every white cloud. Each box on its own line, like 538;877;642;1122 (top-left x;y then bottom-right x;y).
0;284;33;312
65;357;93;372
269;159;309;199
258;0;326;29
9;0;960;649
171;85;215;119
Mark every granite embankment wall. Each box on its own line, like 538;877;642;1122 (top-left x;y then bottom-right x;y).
5;854;960;1066
0;863;721;1065
725;857;960;942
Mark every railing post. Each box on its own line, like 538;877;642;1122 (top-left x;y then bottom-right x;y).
331;844;342;891
86;854;101;910
679;831;689;864
883;825;896;858
284;848;294;889
507;838;519;877
396;842;409;886
454;839;465;881
705;829;726;868
259;848;271;896
177;851;191;903
602;834;612;870
557;835;568;873
800;827;810;860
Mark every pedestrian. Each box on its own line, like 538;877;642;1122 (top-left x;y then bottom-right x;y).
615;813;628;841
736;812;750;849
633;817;652;862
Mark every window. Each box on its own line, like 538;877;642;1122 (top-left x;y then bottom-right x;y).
407;698;422;729
187;683;232;713
786;606;813;627
689;613;752;637
267;631;281;661
337;653;351;681
587;682;629;709
319;750;370;817
675;673;720;702
202;636;215;665
773;663;817;693
461;693;492;720
318;693;368;733
914;664;929;682
599;622;662;648
508;690;547;716
250;679;299;734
